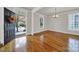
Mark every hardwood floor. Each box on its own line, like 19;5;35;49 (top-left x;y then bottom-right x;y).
0;31;79;52
27;31;79;52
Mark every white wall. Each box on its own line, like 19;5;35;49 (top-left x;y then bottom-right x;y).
49;12;79;35
0;7;4;44
33;13;49;33
30;8;79;35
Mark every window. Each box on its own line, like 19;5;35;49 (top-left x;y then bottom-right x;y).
15;15;26;35
69;13;79;30
40;16;44;28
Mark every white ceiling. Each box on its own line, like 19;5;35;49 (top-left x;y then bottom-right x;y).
36;7;79;15
21;7;79;15
22;7;35;10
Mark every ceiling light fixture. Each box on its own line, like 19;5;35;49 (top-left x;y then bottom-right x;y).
52;8;59;18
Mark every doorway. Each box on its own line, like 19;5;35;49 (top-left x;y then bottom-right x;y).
15;15;26;36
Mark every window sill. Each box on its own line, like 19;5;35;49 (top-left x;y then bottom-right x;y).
15;32;26;35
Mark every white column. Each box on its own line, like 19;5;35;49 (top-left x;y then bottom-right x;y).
31;12;34;35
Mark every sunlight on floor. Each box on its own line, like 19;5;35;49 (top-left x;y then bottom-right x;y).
15;36;27;52
39;35;44;45
68;38;79;52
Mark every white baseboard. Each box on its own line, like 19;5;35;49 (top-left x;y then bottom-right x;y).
50;29;79;35
33;29;48;34
27;32;31;35
26;30;79;36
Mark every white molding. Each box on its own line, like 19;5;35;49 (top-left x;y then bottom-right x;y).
50;29;79;35
27;29;79;36
32;7;42;13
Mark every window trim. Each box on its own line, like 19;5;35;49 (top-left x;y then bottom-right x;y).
68;13;79;31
